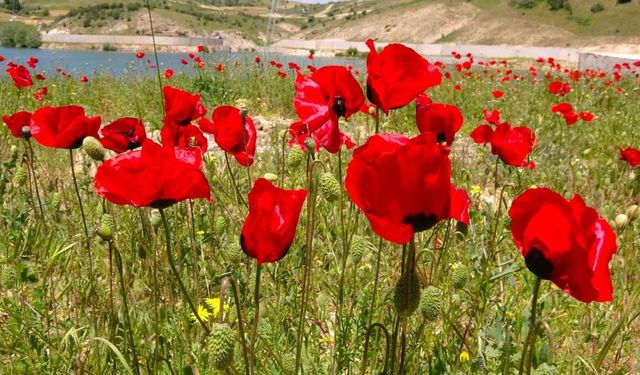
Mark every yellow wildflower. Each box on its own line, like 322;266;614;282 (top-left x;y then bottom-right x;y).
459;351;470;362
190;304;210;323
205;297;229;317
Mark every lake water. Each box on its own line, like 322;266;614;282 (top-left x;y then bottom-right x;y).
0;47;364;77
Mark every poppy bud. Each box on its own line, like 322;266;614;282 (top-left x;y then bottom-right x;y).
207;323;235;370
21;126;31;139
626;205;639;220
13;165;27;186
451;263;469;289
214;216;228;235
263;173;278;182
227;242;245;264
51;192;62;212
234;98;249;112
304;137;316;154
1;267;17;289
368;105;376;115
282;353;296;374
393;270;421;318
287;147;305;169
420;285;442;321
97;214;114;241
82;136;105;162
150;209;162;227
614;214;629;229
319;172;341;202
10;145;18;160
351;235;374;264
629;171;636;181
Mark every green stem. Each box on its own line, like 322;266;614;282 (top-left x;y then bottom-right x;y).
221;274;251;375
250;263;262;373
26;139;44;220
113;243;142;375
224;153;248;207
360;323;390;375
159;208;210;334
374;107;380;134
333;149;349;373
69;149;94;277
519;277;542;375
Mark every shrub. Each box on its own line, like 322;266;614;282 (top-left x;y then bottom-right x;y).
511;0;539;9
547;0;570;11
590;2;604;12
0;21;42;48
345;47;358;57
102;43;118;51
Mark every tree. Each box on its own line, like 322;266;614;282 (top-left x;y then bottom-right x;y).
3;0;22;12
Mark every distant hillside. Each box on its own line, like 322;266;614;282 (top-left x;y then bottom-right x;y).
2;0;640;52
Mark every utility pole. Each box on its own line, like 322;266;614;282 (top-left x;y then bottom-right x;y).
265;0;278;46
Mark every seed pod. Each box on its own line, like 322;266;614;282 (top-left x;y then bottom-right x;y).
304;137;316;154
150;209;162;228
420;286;442;321
626;205;639;220
282;353;296;374
1;267;18;289
287;146;305;169
318;172;341;202
227;242;245;264
51;193;62;212
351;235;374;264
82;136;105;162
97;214;114;241
21;126;31;139
615;214;629;229
393;270;421;318
263;173;278;182
214;215;228;235
13;165;27;186
451;263;469;290
207;323;235;370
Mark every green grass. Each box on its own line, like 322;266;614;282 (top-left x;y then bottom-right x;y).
1;55;640;374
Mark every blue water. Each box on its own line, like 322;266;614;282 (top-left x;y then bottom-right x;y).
0;47;364;77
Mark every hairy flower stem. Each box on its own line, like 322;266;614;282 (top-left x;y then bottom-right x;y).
360;323;390;375
26;140;44;220
374;107;381;134
159;208;210;334
221;274;251;375
295;153;318;374
113;243;142;375
333;149;350;373
224;153;248;207
250;263;262;373
519;277;542;375
398;236;417;373
69;149;95;280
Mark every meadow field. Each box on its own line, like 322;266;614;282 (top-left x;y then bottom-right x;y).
1;44;640;375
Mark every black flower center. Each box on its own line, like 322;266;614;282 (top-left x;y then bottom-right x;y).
402;214;437;233
436;132;447;144
150;199;177;209
333;96;346;118
524;247;553;280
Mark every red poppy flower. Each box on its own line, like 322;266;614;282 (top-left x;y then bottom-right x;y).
162;86;207;126
255;56;261;64
181;59;188;65
217;64;224;72
0;55;4;62
365;39;442;114
492;90;504;99
292;65;364;153
2;111;31;138
161;123;208;154
33;86;48;102
509;188;617;303
164;68;174;79
551;102;573;115
278;71;287;78
94;139;211;208
360;102;377;118
197;45;205;53
579;111;595;122
345;133;470;244
6;64;33;88
136;52;145;59
240;178;307;265
80;75;89;83
27;57;38;69
30;105;101;149
471;111;536;169
618;147;640;167
551;103;580;125
415;93;463;146
100;117;147;153
199;105;256;167
288;120;356;153
35;73;46;81
548;81;571;96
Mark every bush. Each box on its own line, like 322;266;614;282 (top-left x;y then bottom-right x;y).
102;43;118;51
617;0;631;3
590;2;604;12
547;0;570;11
511;0;538;9
345;47;358;57
0;21;42;48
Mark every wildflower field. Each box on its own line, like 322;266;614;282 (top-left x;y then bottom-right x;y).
1;42;640;375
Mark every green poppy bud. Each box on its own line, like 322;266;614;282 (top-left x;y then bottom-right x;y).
625;205;639;220
318;172;341;202
393;270;421;318
451;263;469;289
615;214;629;229
351;235;374;264
1;267;18;289
420;285;442;321
82;136;105;162
263;173;278;182
207;323;235;370
97;214;114;241
287;146;305;169
13;165;27;186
